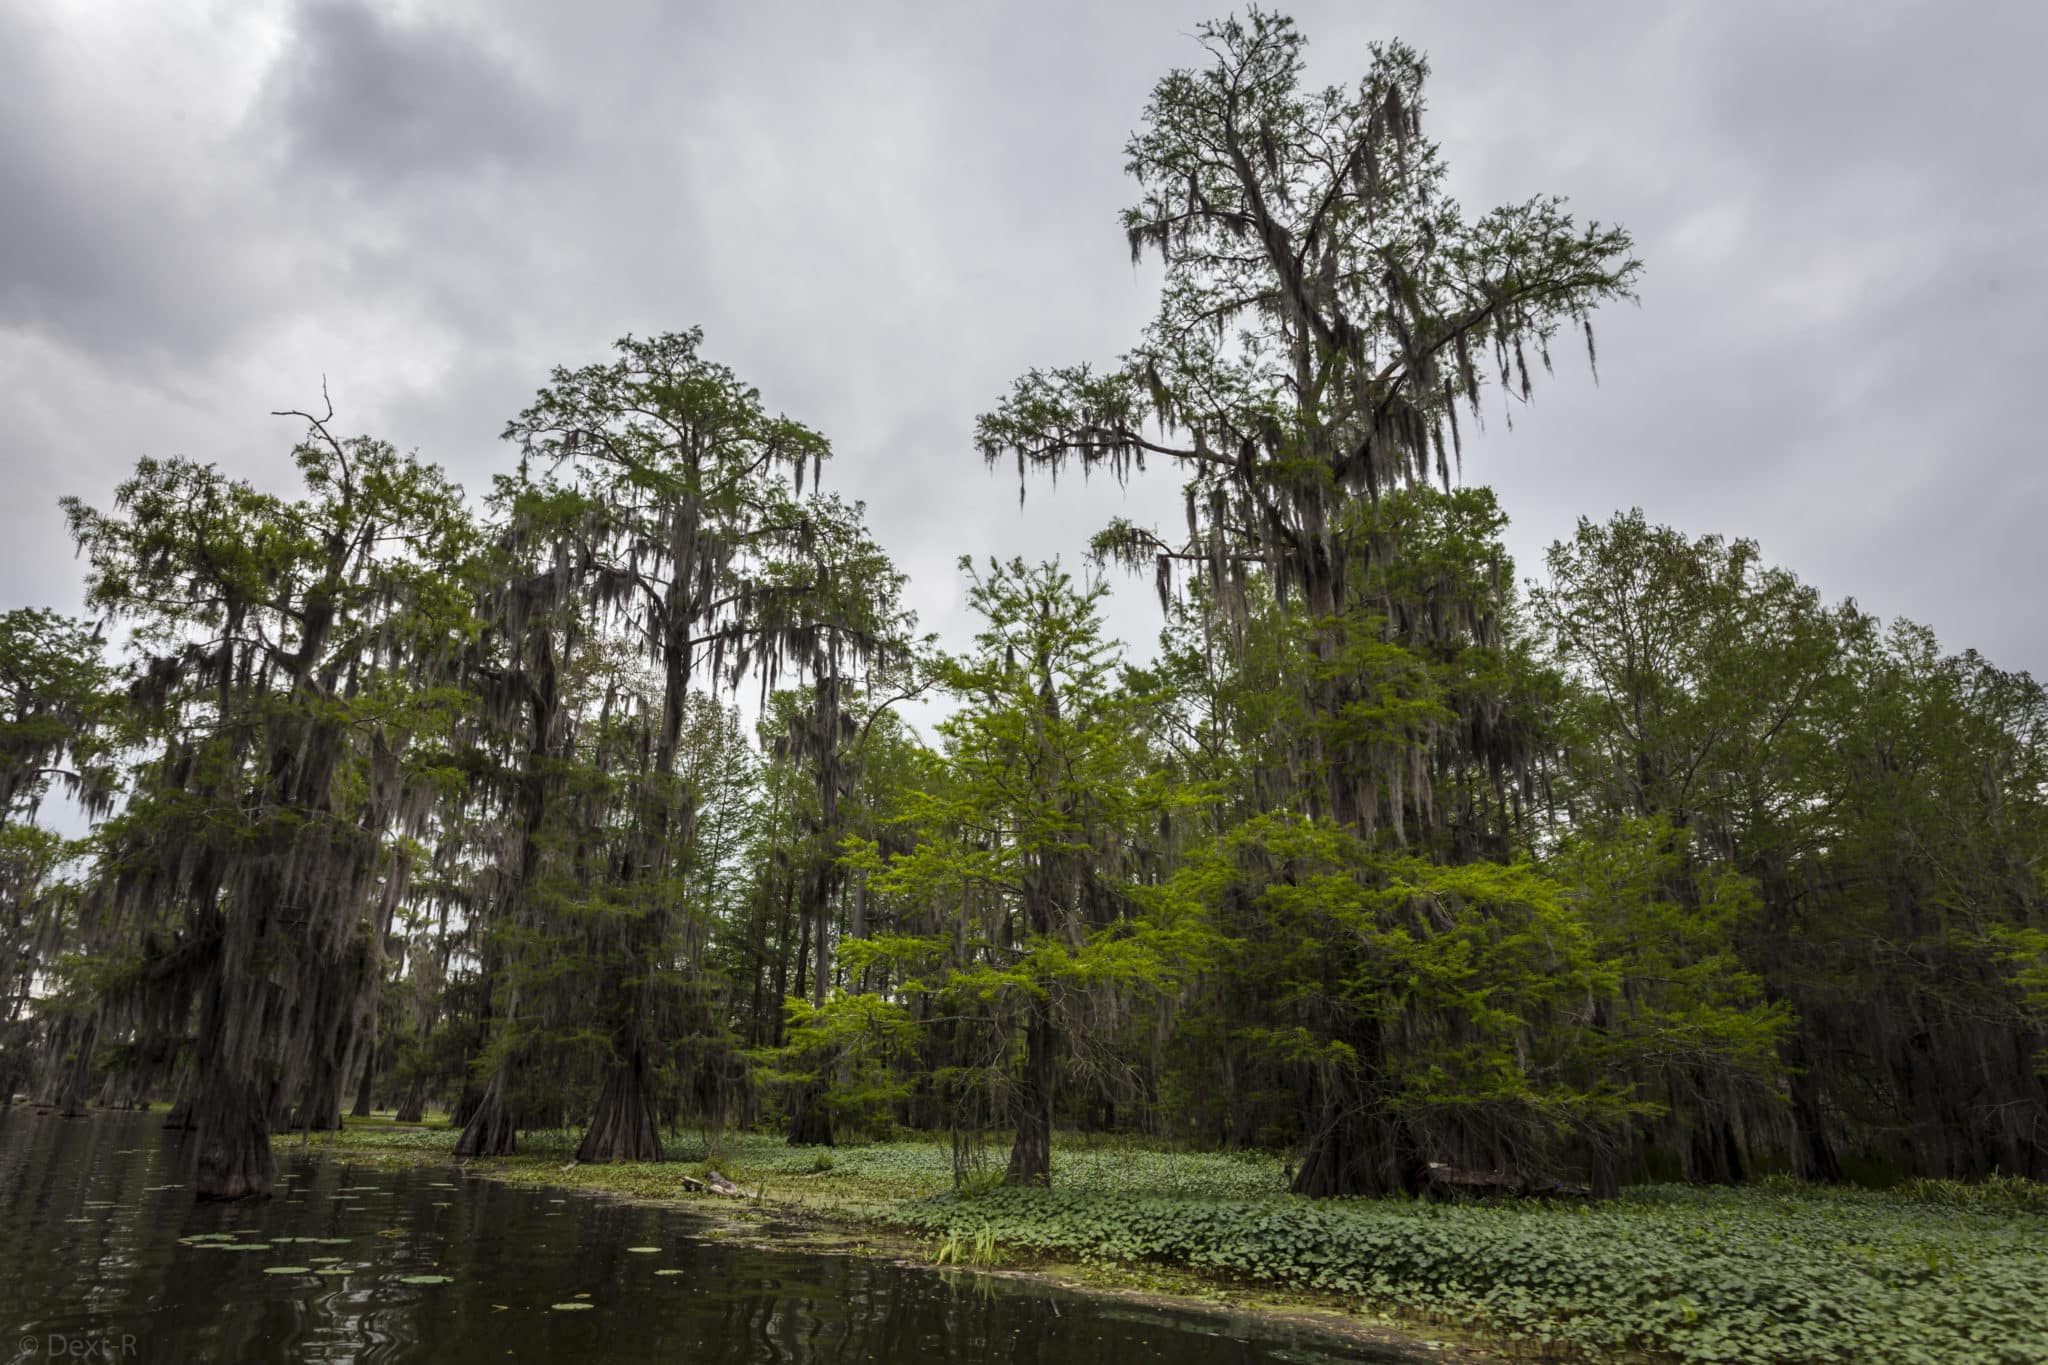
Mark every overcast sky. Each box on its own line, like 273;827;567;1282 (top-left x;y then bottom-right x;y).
4;0;2044;689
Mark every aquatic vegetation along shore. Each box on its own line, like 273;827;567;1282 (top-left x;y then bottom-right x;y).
314;1125;2048;1365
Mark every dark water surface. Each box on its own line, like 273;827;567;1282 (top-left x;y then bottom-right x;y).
1;1112;1402;1364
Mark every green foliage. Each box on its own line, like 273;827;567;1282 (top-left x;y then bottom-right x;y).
764;990;919;1135
1550;817;1790;1081
934;1224;1001;1267
1181;813;1666;1148
834;557;1209;1178
1534;508;2048;1181
0;608;122;828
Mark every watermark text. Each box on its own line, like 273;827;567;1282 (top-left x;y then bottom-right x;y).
19;1333;139;1360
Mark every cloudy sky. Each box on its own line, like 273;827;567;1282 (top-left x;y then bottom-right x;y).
4;0;2044;685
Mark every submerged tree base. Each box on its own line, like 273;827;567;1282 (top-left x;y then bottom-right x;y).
194;1085;274;1200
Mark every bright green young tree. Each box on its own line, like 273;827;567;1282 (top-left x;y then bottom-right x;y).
844;559;1196;1185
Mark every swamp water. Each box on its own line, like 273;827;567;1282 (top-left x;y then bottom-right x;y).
1;1112;1408;1363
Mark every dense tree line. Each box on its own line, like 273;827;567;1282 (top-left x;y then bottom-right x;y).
1;10;2040;1201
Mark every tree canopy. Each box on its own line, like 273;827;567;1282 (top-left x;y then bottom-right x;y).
1;10;2039;1211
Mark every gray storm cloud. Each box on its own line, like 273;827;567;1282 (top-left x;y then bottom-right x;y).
2;0;2042;682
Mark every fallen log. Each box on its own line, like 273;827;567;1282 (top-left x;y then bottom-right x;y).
1423;1162;1591;1200
679;1171;757;1199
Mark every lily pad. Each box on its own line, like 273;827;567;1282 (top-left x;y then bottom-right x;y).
263;1266;313;1275
654;1269;684;1277
398;1274;451;1285
550;1302;595;1311
626;1246;660;1254
309;1257;343;1264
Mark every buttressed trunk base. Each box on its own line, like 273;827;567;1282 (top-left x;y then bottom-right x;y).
195;1074;275;1200
576;1050;663;1163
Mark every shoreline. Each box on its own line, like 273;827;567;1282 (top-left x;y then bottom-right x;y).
296;1123;1503;1363
264;1118;2048;1365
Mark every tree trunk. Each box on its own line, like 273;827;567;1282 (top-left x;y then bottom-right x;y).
453;1068;517;1157
576;1048;663;1163
56;1066;92;1118
288;1073;344;1133
55;1014;99;1118
1005;991;1056;1186
811;860;831;1010
792;911;811;1004
1787;1037;1843;1183
1291;1072;1426;1199
349;1027;377;1119
393;1079;426;1125
770;875;796;1047
1688;1110;1746;1185
786;1076;834;1147
1586;1138;1622;1200
195;1066;274;1200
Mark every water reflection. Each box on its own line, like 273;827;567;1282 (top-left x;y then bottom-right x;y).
0;1111;1406;1363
